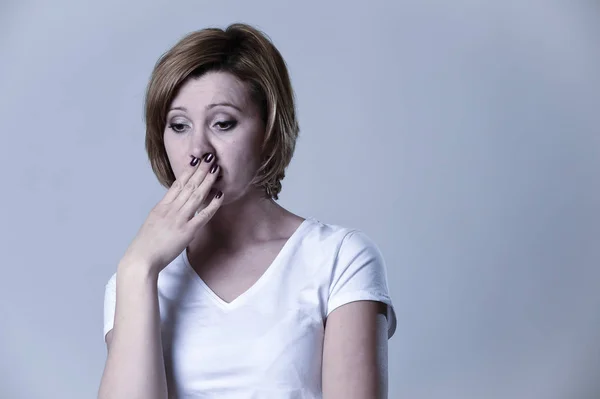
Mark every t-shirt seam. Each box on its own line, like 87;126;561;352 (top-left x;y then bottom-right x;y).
334;228;361;263
328;227;363;291
323;228;362;319
327;290;393;311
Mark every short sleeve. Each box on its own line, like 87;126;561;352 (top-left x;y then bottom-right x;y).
103;272;117;341
327;230;397;338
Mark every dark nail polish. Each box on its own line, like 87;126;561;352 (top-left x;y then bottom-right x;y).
190;157;199;166
215;191;223;199
210;164;219;174
203;153;214;163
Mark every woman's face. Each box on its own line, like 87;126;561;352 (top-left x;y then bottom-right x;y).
164;71;265;204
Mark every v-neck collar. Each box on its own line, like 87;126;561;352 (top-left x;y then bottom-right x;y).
180;217;314;311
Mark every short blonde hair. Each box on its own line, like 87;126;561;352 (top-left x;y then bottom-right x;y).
144;23;299;200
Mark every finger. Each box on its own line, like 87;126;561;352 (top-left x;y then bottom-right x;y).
161;156;202;204
179;164;220;218
186;155;216;192
173;155;216;210
188;190;224;229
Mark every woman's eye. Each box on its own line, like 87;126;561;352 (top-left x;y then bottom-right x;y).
214;120;237;131
168;123;188;133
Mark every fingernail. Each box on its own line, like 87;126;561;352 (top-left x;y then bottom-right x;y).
203;153;214;162
210;164;219;174
190;157;199;166
215;191;223;199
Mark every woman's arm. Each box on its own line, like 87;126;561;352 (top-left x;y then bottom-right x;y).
322;300;389;399
97;263;168;399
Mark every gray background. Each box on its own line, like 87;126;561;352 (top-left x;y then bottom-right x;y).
1;1;598;398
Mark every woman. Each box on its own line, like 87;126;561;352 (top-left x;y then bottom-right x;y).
98;23;396;399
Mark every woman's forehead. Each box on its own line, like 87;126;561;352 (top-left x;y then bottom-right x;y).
174;72;250;107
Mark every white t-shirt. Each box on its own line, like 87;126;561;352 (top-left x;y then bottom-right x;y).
103;217;396;398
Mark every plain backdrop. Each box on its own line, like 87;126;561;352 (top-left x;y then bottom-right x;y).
1;1;599;398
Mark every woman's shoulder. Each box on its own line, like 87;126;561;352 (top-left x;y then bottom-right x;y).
301;216;381;253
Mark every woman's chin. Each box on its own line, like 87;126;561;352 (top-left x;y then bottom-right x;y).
204;183;227;204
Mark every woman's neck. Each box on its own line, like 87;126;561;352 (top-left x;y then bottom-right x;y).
190;187;300;253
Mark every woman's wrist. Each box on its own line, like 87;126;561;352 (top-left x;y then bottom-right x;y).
117;259;159;284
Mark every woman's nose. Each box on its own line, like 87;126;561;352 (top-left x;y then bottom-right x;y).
189;128;216;158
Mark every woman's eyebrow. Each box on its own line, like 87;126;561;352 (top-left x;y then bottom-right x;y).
206;102;242;112
168;103;242;113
